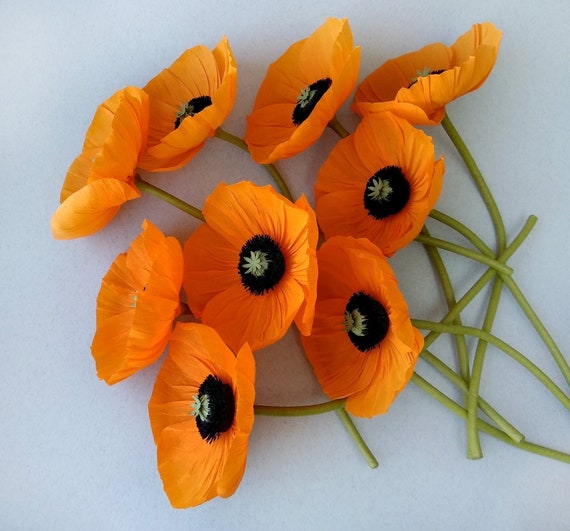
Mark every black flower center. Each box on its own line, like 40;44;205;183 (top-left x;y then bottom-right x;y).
174;95;213;129
191;374;235;444
407;68;446;88
344;291;389;352
363;166;410;220
238;234;286;295
292;78;332;125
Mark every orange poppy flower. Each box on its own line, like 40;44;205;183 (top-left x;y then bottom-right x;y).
244;18;360;163
301;236;424;418
148;322;255;508
314;112;444;257
51;86;149;239
138;37;237;172
183;181;318;352
353;22;502;124
91;220;183;384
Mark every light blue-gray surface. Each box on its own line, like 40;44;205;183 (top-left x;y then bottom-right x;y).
1;1;569;529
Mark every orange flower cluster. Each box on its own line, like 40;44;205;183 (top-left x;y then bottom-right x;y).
353;22;502;125
52;19;502;507
51;38;237;239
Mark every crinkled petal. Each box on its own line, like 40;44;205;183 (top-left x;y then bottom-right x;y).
51;179;140;240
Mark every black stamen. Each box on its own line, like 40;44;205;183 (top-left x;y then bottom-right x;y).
174;95;213;129
292;78;332;125
195;374;235;444
345;291;389;352
407;69;446;88
363;165;410;220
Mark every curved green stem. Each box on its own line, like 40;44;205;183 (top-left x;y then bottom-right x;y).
420;227;470;381
261;162;294;202
428;209;494;257
420;350;524;442
420;225;475;454
424;213;568;392
134;175;204;221
466;277;504;459
215;126;248;151
336;409;379;468
499;274;570;389
441;113;506;254
423;268;493;350
413;320;570;411
414;233;512;275
254;399;346;417
215;127;293;201
255;400;379;468
422;215;537;350
411;373;570;463
430;210;570;389
328;115;351;138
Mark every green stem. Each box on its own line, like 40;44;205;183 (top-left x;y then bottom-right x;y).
336;408;379;469
254;399;346;417
422;215;537;350
215;126;249;151
420;350;524;442
215;127;294;201
134;176;204;221
423;268;493;350
327;115;351;138
466;277;504;459
414;233;512;275
441;112;506;254
428;209;494;257
499;273;570;390
411;373;570;463
432;209;570;389
262;162;294;202
420;227;470;381
255;400;379;468
420;225;474;455
413;320;570;411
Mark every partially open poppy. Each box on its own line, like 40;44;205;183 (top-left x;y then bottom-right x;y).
51;86;148;239
138;37;237;172
353;22;502;124
91;220;183;384
315;112;444;257
183;181;318;352
148;322;255;508
301;236;424;418
244;18;360;163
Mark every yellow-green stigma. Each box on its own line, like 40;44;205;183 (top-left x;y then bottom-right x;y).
367;177;393;202
241;250;270;278
190;394;210;423
174;95;212;129
344;309;368;337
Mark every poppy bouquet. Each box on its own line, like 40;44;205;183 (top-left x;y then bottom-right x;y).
51;19;570;508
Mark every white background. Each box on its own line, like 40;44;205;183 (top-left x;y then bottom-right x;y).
1;1;569;529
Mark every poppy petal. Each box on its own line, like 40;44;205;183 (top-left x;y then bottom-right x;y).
315;112;444;256
353;22;501;124
301;236;423;417
183;182;317;351
139;37;237;172
245;18;360;163
91;220;183;384
51;179;140;240
148;323;255;508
